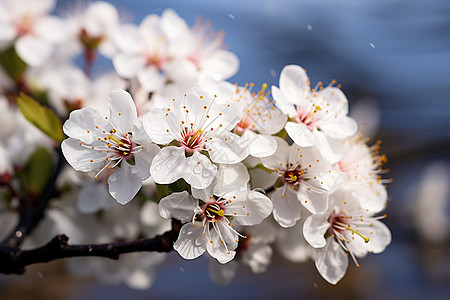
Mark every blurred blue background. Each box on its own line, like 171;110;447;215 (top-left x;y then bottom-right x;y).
2;0;450;299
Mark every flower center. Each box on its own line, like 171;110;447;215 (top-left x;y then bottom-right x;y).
282;166;304;186
329;213;369;243
204;202;225;222
180;128;205;153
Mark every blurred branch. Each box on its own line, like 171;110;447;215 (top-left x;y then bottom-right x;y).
0;219;182;275
1;147;65;248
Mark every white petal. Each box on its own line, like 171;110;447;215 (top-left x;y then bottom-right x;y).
271;187;302;228
260;136;289;170
108;161;142;205
201;50;239;81
137;66;165;92
108;89;137;133
313;130;343;164
150;146;185;185
174;222;207;260
158;191;197;222
114;23;141;53
212;163;250;196
141;109;176;145
241;130;277;158
320;116;358;139
113;53;146;78
16;35;53;67
226;190;273;226
61;138;106;172
35;16;68;42
206;226;235;264
276;217;313;263
279;65;309;105
315;238;348;285
303;212;330;248
271;86;297;117
182;151;217;189
285;121;316;147
63;107;109;144
207;131;249;164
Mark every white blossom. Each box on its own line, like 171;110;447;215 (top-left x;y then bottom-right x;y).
61;89;159;204
272;65;358;163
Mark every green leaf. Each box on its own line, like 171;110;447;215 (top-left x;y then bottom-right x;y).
24;148;54;197
0;46;27;81
17;93;65;143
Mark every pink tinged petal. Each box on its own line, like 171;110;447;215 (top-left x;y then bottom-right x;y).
260;136;289;170
137;66;165;92
182;151;217;189
174;222;207;260
320;116;358;139
108;161;142;205
279;65;309;105
158;191;197;222
315;238;348;285
61;138;106;172
285;121;316;147
303;212;330;248
141;109;175;145
150;146;185;185
113;53;146;78
63;107;109;144
241;131;277;158
15;35;53;67
201;50;240;81
271;86;297;117
271;187;302;228
108;89;137;133
209;259;238;286
242;244;273;274
227;190;273;226
34;16;68;42
206;227;236;264
207;131;249;164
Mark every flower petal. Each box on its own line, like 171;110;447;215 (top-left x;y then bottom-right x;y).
315;238;348;285
271;187;302;228
174;222;207;260
241;130;277;158
113;53;146;78
63;107;110;144
158;191;197;222
183;150;217;189
16;35;53;67
108;161;142;205
61;138;106;172
303;212;330;248
226;190;273;226
150;146;185;185
108;89;137;134
141;109;176;145
285;121;316;147
207;131;249;164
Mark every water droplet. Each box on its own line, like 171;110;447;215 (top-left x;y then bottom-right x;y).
109;176;116;183
130;168;138;175
15;231;22;238
193;163;203;174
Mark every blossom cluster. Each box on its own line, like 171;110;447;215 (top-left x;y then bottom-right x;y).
0;0;391;288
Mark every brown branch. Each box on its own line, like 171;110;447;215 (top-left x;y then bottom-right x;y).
1;147;64;248
0;219;182;275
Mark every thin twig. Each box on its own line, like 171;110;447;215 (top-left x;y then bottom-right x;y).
0;219;182;275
